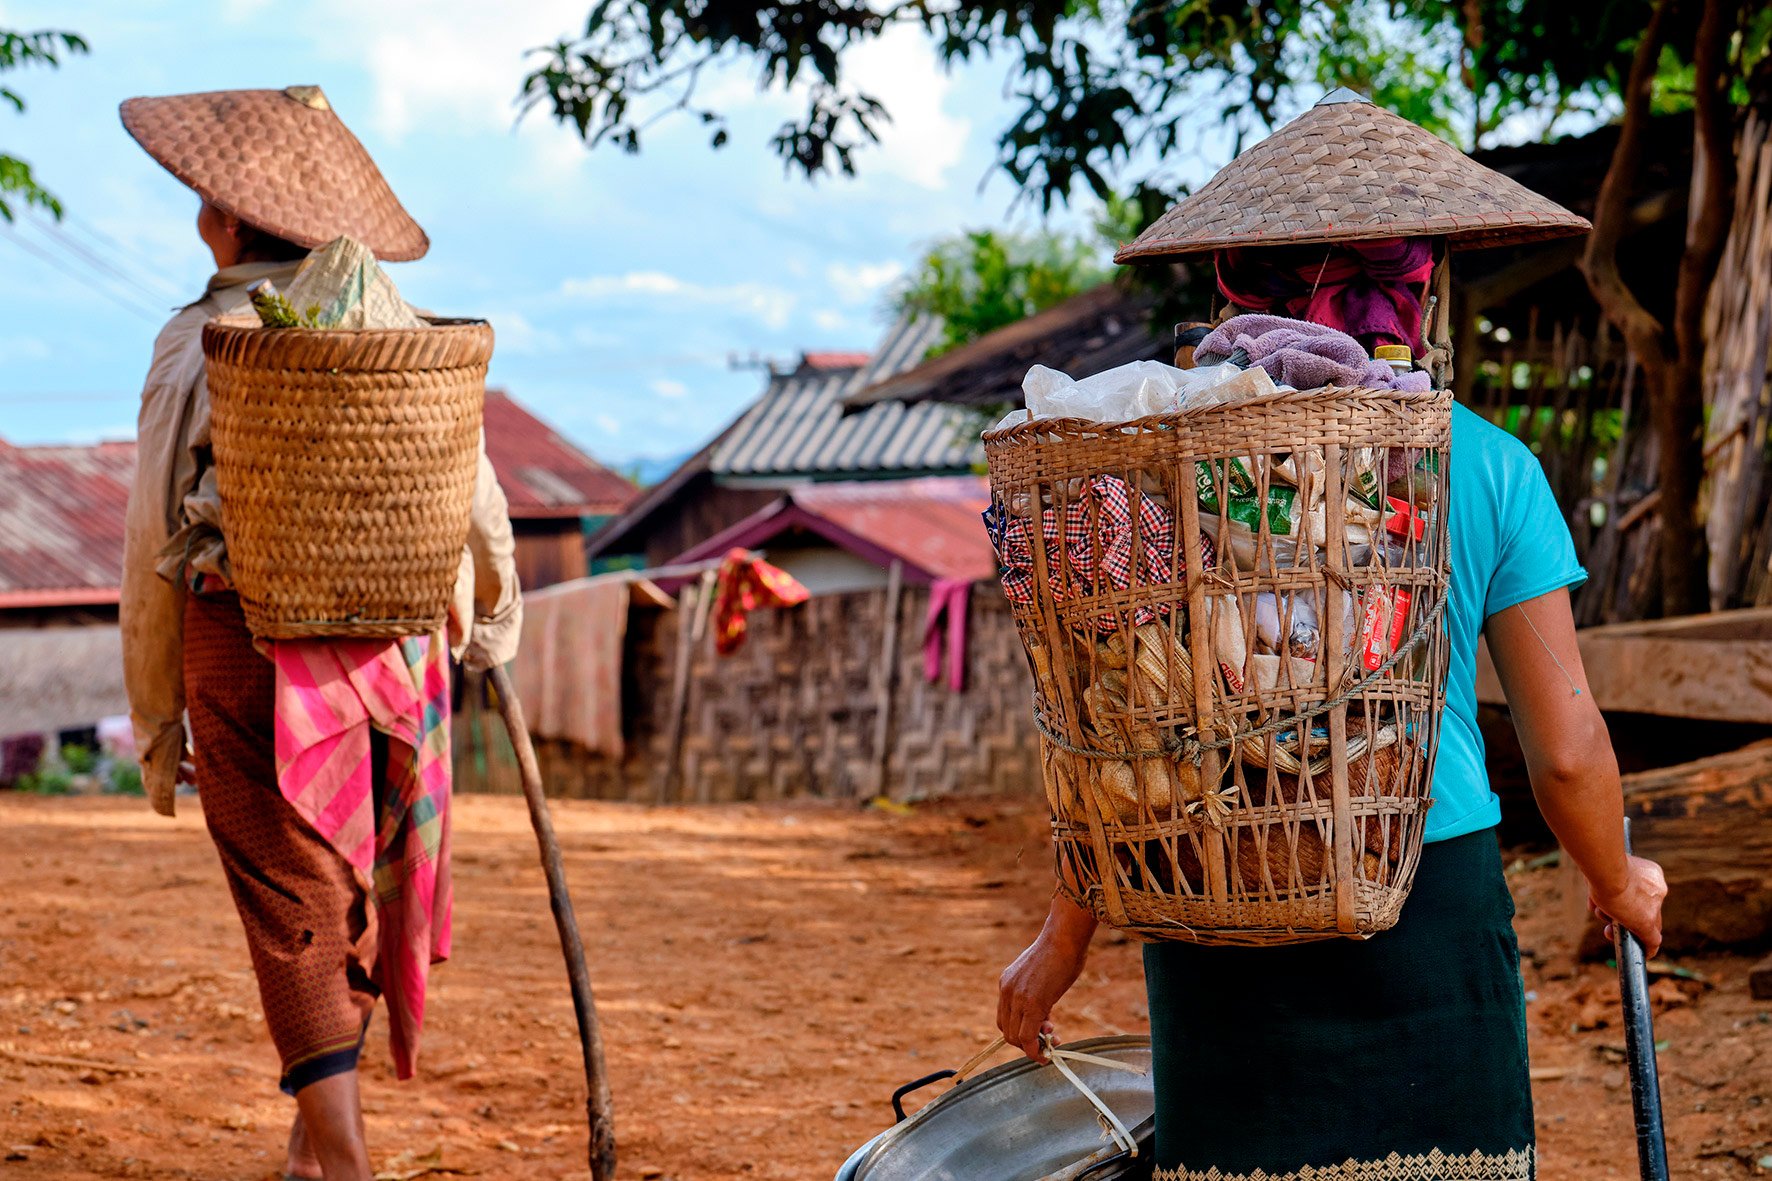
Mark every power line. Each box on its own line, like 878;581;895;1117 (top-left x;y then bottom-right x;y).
15;214;185;309
61;213;187;288
0;225;165;321
30;217;184;306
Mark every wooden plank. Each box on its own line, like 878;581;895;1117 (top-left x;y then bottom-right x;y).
1475;607;1772;723
1751;953;1772;1001
1560;739;1772;956
871;560;904;799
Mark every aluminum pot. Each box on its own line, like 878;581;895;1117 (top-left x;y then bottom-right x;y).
834;1035;1155;1181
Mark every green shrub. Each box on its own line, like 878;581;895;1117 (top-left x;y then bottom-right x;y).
60;744;96;774
108;762;144;796
17;766;73;795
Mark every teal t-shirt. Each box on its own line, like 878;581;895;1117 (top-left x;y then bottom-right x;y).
1425;403;1587;842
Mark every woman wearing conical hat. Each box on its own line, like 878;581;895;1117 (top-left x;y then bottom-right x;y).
997;92;1667;1180
118;86;522;1181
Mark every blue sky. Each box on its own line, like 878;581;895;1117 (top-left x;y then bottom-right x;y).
0;0;1199;469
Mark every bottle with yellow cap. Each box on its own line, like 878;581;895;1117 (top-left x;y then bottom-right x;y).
1374;344;1413;376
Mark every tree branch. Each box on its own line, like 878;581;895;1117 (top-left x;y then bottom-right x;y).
1579;0;1673;370
1672;0;1738;369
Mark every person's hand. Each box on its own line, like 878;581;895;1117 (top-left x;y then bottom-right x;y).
997;929;1090;1063
1589;855;1668;958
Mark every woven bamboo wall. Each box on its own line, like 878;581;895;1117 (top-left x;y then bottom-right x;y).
452;583;1042;804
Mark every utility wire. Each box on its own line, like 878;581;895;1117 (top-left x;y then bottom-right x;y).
30;217;184;306
61;213;188;290
0;225;164;321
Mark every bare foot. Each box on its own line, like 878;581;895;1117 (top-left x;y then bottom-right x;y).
284;1110;323;1180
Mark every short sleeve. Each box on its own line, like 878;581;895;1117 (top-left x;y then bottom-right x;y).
1483;453;1587;618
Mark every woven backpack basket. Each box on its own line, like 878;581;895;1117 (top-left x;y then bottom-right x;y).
983;385;1452;945
201;314;493;640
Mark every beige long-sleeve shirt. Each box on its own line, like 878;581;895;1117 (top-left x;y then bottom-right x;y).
122;261;523;817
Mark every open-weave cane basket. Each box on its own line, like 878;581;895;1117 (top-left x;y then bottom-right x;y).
983;386;1452;945
201;314;493;640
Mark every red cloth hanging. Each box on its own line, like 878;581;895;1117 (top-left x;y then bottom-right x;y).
711;548;810;655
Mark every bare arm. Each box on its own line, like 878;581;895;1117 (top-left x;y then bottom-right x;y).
997;891;1098;1061
1485;588;1667;954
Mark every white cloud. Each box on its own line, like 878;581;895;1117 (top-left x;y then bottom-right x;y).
484;310;560;356
825;259;905;305
0;335;51;364
219;0;272;20
840;25;970;190
594;413;622;435
560;270;796;329
314;0;587;140
812;309;852;332
650;378;689;399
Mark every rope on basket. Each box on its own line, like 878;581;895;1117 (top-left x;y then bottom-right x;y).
1032;589;1449;767
948;1034;1146;1158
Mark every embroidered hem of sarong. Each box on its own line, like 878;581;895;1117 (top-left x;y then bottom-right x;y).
1154;1146;1534;1181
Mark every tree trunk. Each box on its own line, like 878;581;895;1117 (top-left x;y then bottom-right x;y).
1579;0;1742;617
1662;0;1741;613
1561;739;1772;957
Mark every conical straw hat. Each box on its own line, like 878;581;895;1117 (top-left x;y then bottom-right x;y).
121;86;428;262
1114;90;1589;263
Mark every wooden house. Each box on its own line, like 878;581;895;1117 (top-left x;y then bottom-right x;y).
481;390;638;589
584;317;980;568
460;320;1043;805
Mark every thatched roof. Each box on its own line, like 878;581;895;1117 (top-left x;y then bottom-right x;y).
0;626;127;738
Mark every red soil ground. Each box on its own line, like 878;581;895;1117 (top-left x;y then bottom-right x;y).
0;793;1766;1180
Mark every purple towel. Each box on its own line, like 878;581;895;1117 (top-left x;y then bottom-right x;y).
1198;314;1432;393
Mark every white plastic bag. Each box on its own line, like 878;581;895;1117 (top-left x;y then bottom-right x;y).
1023;360;1275;422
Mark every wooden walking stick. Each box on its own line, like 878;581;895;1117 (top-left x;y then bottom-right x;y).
1615;818;1669;1181
488;665;617;1181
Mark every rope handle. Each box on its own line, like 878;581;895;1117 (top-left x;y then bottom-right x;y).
943;1034;1146;1157
1034;588;1448;765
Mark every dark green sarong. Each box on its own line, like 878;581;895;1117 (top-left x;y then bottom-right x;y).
1144;828;1534;1181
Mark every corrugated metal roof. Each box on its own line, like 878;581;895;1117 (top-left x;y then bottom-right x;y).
710;316;981;477
844;284;1170;410
0;440;135;604
668;476;996;584
483;390;638;518
794;477;995;583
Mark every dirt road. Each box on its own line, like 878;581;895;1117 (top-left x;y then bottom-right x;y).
0;794;1765;1179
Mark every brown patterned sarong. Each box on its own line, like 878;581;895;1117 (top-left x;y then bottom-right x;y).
183;591;380;1094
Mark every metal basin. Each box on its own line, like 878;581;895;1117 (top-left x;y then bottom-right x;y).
835;1035;1155;1181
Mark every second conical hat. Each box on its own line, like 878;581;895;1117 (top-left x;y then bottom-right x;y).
1114;90;1589;262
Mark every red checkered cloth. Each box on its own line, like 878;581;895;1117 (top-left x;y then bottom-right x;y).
985;476;1209;631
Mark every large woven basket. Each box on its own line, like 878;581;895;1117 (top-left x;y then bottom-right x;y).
202;314;493;640
983;386;1452;945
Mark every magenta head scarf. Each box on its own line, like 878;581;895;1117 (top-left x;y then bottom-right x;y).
1213;238;1436;351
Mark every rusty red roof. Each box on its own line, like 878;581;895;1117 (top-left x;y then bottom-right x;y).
482;390;639;519
0;439;135;607
669;476;995;584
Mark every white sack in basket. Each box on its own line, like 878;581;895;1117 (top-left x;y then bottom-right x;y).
284;235;424;330
1023;359;1277;422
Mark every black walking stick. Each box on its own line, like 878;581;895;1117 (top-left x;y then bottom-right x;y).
1614;817;1669;1181
488;665;617;1181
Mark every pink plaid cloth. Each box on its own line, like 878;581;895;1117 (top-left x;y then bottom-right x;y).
986;475;1209;630
272;634;453;1082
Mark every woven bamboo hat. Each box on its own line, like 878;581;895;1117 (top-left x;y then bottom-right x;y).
1114;89;1589;263
121;85;429;262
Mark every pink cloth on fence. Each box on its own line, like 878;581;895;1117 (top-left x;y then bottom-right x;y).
512;573;634;760
923;578;971;692
271;634;454;1081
